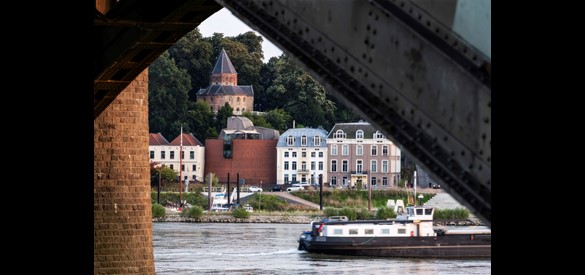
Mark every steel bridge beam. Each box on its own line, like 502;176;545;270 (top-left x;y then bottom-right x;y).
215;0;491;227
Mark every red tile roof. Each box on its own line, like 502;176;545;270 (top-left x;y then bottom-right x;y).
170;133;204;146
149;133;170;145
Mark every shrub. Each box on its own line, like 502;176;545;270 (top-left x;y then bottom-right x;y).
376;207;396;219
232;206;250;219
152;203;166;218
181;205;204;219
433;208;469;220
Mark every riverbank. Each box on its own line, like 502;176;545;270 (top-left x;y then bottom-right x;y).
153;210;484;226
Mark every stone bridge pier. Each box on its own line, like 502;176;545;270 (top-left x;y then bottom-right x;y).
93;69;155;274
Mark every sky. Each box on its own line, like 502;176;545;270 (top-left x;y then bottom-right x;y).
198;8;284;63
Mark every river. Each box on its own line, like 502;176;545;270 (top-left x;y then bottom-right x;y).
153;222;491;274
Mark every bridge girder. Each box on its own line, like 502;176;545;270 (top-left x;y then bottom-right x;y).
215;0;491;227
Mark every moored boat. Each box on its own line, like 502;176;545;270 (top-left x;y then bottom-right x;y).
297;206;491;258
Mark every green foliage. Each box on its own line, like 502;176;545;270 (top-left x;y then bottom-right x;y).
151;191;209;209
148;51;192;139
322;207;371;220
232;206;250;219
181;205;204;219
433;208;470;220
152;203;166;218
246;193;288;211
295;189;433;209
376;207;397;219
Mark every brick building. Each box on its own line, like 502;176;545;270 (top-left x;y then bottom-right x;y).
204;116;279;189
196;48;254;115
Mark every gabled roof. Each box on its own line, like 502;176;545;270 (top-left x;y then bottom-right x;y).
149;133;170;145
196;85;253;96
211;48;237;74
327;121;383;139
169;133;204;146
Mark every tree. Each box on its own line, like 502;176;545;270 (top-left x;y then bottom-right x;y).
215;103;233;133
265;108;292;133
186;100;218;140
167;28;214;100
148;51;192;139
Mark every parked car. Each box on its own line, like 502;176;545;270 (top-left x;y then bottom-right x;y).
287;184;303;192
432;184;441;189
270;185;283;192
248;186;263;192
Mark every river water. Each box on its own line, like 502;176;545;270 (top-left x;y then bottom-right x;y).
153;222;491;274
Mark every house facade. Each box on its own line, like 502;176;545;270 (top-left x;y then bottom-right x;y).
196;48;254;115
326;121;401;189
276;127;329;186
149;132;205;183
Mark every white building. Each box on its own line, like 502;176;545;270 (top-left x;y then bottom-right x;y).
276;127;329;186
326;121;401;189
149;132;205;183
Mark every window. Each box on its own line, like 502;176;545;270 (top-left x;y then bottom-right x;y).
319;161;324;170
301;135;307;146
349;229;358;235
292;161;297;170
398;229;406;234
342;177;348;186
356;145;363;156
292;175;297;183
342;144;349;155
302;152;306;158
382;145;389;156
371;177;377;186
169;164;174;170
314;136;322;146
287;135;295;146
334;229;343;235
301;161;307;171
161;151;165;159
371;145;378;156
170;151;175;159
284;161;289;170
292;152;297;157
381;228;390;234
192;165;196;172
331;160;337;172
181;151;184;159
374;131;385;139
331;145;338;155
331;176;337;186
150;151;154;159
371;160;377;173
311;161;316;170
425;209;433;215
284;152;289;157
382;177;388;186
416;208;423;215
284;174;289;183
319;152;324;158
365;229;374;235
190;151;194;159
356;130;364;139
356;160;363;173
382;160;389;173
181;164;185;171
311;152;316;158
333;130;346;139
342;160;348;172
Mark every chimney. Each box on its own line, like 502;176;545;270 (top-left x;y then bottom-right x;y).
293;120;296;128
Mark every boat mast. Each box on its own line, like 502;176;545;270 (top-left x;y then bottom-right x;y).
413;170;417;206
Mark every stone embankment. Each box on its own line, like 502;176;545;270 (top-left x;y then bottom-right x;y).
153;213;484;226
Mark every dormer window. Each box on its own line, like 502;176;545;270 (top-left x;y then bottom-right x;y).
356;130;364;139
301;135;307;146
334;130;346;139
287;135;295;146
374;131;385;139
313;135;322;146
